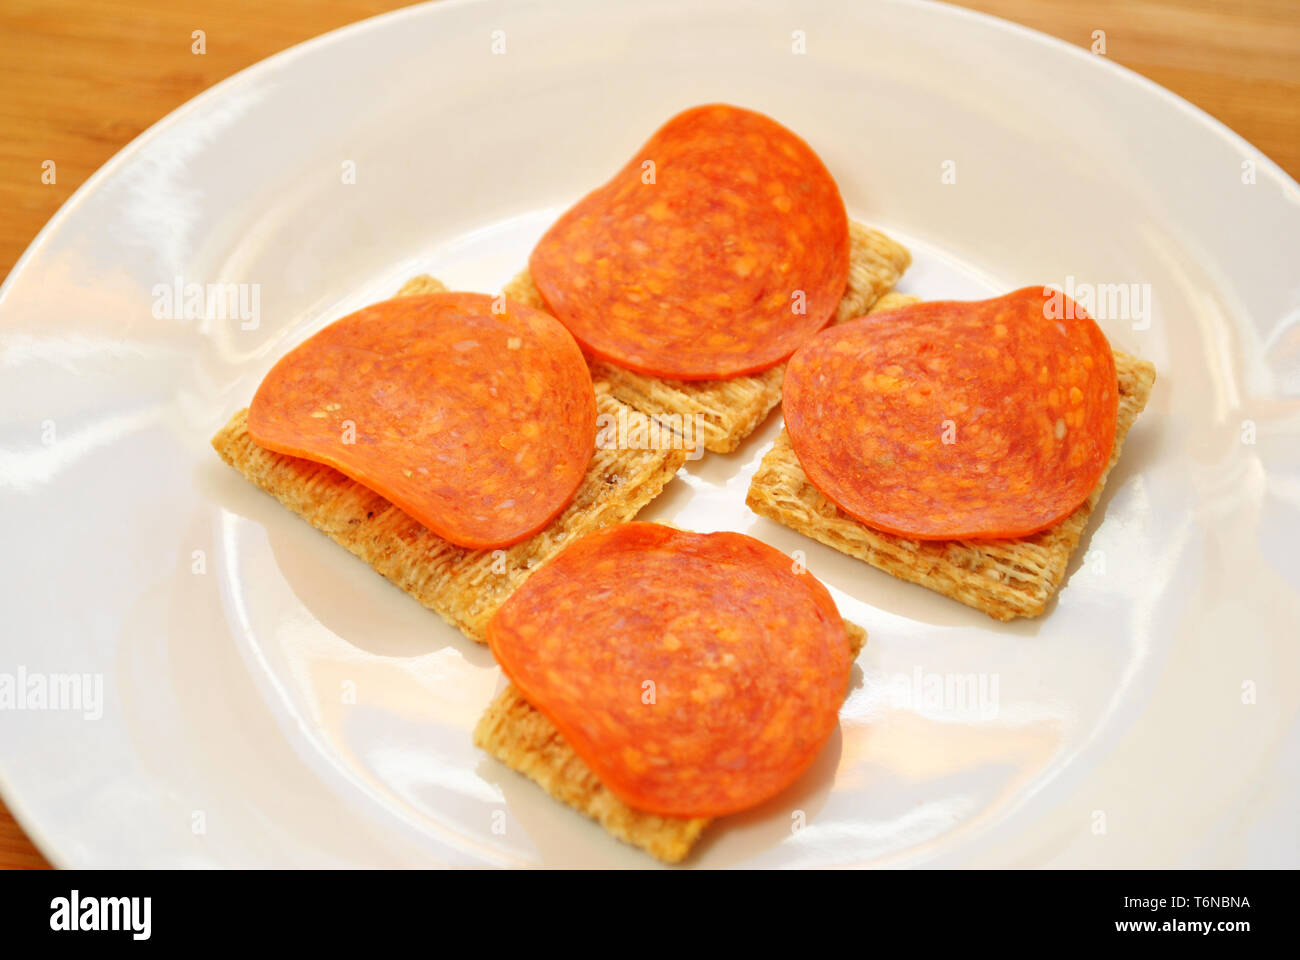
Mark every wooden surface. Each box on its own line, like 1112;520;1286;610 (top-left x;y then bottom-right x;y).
1;0;1297;870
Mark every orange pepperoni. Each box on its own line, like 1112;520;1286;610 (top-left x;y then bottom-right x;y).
529;104;850;380
487;522;853;818
783;287;1118;540
248;292;596;549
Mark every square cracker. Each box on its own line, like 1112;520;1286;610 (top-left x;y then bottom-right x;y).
211;275;687;642
473;622;867;864
503;221;912;454
745;294;1158;621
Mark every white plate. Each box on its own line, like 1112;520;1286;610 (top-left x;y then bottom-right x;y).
2;0;1298;868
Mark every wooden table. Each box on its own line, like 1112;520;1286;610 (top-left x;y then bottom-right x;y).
2;0;1297;870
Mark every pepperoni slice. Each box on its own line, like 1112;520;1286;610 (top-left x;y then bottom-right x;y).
487;522;852;818
783;287;1118;540
529;104;850;380
248;292;596;549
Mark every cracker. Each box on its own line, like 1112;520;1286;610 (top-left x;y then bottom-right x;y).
395;274;449;297
504;221;912;453
212;274;686;642
473;621;867;863
856;290;924;316
746;293;1157;620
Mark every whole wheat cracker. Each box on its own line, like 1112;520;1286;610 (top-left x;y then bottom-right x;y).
473;622;867;863
503;221;911;454
211;275;687;642
745;294;1158;621
395;274;450;297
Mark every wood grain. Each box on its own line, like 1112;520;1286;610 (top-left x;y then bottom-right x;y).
945;0;1300;177
0;798;47;869
1;0;1297;869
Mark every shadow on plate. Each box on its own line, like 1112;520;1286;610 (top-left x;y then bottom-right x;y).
194;457;494;666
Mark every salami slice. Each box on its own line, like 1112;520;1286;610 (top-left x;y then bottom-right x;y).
529;104;850;380
248;292;596;550
783;287;1118;540
486;522;852;818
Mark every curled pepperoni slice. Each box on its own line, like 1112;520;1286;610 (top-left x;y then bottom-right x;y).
529;104;850;380
248;292;596;549
487;522;853;818
783;287;1118;540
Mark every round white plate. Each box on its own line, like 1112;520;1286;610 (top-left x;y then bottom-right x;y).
2;0;1298;868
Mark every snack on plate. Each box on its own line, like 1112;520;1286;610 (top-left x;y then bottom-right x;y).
212;276;686;642
507;103;911;453
247;291;596;549
474;522;866;862
207;100;1162;869
747;290;1157;620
